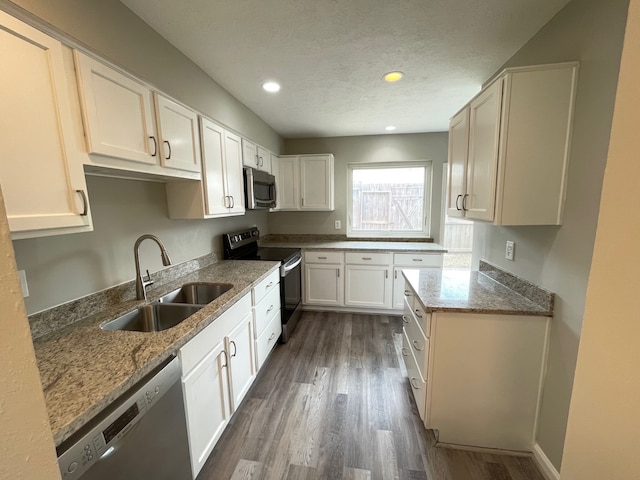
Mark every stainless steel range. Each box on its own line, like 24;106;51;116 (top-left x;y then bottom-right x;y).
223;228;302;342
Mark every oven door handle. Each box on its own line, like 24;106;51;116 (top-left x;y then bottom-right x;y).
282;256;302;275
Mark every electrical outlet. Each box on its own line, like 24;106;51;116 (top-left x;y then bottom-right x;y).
335;220;341;230
18;270;29;297
505;241;515;261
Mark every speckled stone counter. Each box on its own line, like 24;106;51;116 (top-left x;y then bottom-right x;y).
32;260;279;447
261;239;447;253
402;264;553;316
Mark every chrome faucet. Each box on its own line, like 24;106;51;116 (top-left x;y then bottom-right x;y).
134;234;172;301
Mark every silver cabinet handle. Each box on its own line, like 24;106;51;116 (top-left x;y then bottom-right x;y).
410;377;421;390
268;332;276;342
414;309;423;318
221;350;228;368
318;256;327;260
404;290;411;296
230;196;235;208
76;190;88;216
149;136;157;157
412;258;423;262
267;305;274;313
394;270;398;279
462;193;469;211
362;257;372;260
455;194;462;210
337;268;340;278
266;281;274;288
412;340;424;351
401;347;409;357
385;270;388;278
402;315;410;324
230;340;237;358
163;140;172;159
255;154;260;167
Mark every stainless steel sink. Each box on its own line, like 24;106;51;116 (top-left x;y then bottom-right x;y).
101;303;203;332
156;282;233;305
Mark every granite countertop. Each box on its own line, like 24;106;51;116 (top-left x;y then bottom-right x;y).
261;239;447;253
33;260;280;447
402;267;553;316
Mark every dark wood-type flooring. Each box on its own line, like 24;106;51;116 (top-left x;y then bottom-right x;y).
198;312;545;480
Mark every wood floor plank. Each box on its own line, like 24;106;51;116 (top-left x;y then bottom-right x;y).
199;312;545;480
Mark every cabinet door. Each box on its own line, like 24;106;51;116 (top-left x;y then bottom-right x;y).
182;340;230;477
300;155;334;211
345;265;392;309
226;314;255;411
200;118;228;215
0;12;91;238
224;130;246;215
74;51;156;165
393;268;409;310
154;93;201;173
447;107;470;218
242;138;259;169
256;145;271;172
466;80;503;222
304;264;344;306
275;156;300;210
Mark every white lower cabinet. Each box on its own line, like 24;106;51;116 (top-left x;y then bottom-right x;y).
392;253;444;309
181;339;230;476
304;263;344;306
345;265;392;308
255;314;282;370
400;280;551;453
179;293;255;478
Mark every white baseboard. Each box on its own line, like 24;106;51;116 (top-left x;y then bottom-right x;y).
532;443;560;480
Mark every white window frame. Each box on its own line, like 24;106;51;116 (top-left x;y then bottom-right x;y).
346;161;432;239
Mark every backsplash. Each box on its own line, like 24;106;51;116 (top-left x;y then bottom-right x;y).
262;234;434;243
28;252;218;339
479;260;554;312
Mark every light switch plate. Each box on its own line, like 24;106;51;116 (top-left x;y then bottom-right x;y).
505;241;515;261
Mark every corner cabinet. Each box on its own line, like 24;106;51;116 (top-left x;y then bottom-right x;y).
166;117;245;218
0;11;92;239
274;154;335;211
74;51;201;180
447;62;579;225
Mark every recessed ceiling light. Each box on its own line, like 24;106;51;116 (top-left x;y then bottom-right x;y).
385;126;397;131
383;71;404;83
262;81;281;93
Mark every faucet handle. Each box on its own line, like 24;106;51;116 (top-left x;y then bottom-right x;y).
143;269;153;284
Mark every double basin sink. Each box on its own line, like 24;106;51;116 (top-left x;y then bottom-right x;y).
101;283;233;333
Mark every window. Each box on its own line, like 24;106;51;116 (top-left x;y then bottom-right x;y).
347;162;431;238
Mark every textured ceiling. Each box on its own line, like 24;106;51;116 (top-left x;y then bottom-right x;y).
120;0;571;138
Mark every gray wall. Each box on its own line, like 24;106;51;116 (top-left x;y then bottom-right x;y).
4;0;281;314
472;0;629;469
271;133;449;242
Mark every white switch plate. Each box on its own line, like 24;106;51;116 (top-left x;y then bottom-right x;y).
335;220;341;230
18;270;29;297
505;241;515;261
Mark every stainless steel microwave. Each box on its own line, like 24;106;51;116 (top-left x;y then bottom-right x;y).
244;167;276;209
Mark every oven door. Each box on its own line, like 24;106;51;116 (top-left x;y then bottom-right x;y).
280;255;302;342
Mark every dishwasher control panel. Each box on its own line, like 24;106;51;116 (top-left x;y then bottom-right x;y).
56;357;181;479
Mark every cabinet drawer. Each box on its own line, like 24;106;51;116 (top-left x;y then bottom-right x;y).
180;293;251;374
255;314;282;370
401;329;426;420
305;251;343;264
253;269;279;305
394;253;443;268
403;312;429;379
345;252;391;265
254;286;281;339
413;301;430;337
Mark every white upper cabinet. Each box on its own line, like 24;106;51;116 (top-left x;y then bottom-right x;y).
0;11;92;239
166;117;245;218
275;154;334;211
154;93;201;173
74;51;156;165
447;62;578;225
74;51;201;180
242;138;271;173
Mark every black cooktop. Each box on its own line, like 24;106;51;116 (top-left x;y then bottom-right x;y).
255;247;301;262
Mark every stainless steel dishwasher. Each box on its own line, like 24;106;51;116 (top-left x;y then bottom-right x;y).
57;356;192;480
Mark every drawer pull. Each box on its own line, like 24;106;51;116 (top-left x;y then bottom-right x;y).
268;332;276;342
394;270;398;279
402;315;410;324
404;290;411;296
267;305;274;313
220;350;228;368
266;281;274;288
412;340;424;351
412;258;423;262
410;377;422;390
401;347;409;357
414;309;423;318
362;257;372;260
318;256;327;260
